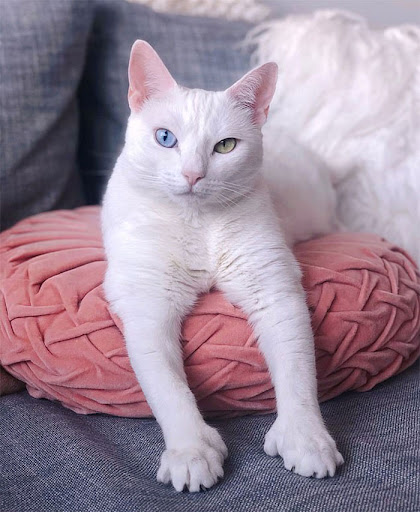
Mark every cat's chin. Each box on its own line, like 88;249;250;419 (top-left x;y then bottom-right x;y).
175;190;197;196
168;190;223;213
170;189;209;203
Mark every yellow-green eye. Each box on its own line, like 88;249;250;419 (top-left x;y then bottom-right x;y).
214;138;237;154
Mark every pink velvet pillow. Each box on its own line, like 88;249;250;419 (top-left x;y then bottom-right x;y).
1;207;419;417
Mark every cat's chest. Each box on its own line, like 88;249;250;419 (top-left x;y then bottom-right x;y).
170;224;215;291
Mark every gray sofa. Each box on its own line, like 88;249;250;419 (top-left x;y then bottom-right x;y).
1;1;419;511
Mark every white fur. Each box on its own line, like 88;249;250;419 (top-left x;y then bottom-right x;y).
126;0;269;23
102;41;343;493
248;10;420;266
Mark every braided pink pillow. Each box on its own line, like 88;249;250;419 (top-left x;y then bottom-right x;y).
1;207;419;417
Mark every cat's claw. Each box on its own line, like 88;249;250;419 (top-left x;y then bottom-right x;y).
264;416;344;478
157;426;228;492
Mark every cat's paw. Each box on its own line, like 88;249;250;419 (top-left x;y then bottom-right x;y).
157;425;228;492
264;416;344;478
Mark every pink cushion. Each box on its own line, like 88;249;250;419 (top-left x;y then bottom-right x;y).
1;207;419;417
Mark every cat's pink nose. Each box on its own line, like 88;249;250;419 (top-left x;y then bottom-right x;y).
182;171;203;187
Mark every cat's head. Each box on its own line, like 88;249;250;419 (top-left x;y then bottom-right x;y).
123;40;277;209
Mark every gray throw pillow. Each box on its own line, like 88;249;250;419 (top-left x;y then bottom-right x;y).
77;0;253;204
0;0;94;230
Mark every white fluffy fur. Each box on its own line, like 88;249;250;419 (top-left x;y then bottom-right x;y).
126;0;269;23
249;10;420;265
102;41;342;493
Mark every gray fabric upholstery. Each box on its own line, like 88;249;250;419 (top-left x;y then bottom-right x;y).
0;0;93;230
1;361;418;511
77;0;252;204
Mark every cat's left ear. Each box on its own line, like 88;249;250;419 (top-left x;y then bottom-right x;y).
128;40;177;112
226;62;278;126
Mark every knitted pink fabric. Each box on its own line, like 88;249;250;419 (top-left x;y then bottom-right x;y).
1;207;419;417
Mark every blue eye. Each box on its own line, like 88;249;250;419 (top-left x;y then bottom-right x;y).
155;128;177;148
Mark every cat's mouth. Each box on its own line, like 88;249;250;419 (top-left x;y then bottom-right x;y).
175;188;206;198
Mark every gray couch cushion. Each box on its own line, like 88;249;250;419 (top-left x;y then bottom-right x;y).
77;0;252;204
0;0;94;230
1;361;418;511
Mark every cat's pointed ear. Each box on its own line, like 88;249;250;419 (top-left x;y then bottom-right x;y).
128;40;177;111
226;62;278;126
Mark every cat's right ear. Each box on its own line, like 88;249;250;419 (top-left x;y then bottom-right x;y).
128;40;177;112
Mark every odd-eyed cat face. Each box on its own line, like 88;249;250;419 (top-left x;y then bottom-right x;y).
123;41;277;209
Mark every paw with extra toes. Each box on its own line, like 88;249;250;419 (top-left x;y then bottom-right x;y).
264;416;344;478
157;425;228;492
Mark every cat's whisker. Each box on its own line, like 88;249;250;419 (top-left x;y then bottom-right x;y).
213;180;254;192
217;185;254;197
218;186;253;201
217;192;246;209
219;188;252;198
215;198;232;211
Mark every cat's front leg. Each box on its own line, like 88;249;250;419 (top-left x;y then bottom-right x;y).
107;287;227;492
217;228;343;478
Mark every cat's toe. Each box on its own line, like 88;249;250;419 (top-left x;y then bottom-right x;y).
204;425;229;461
156;457;171;485
157;442;226;492
263;429;280;457
293;448;336;478
188;454;219;492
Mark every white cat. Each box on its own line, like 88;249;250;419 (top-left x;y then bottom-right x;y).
101;40;343;493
